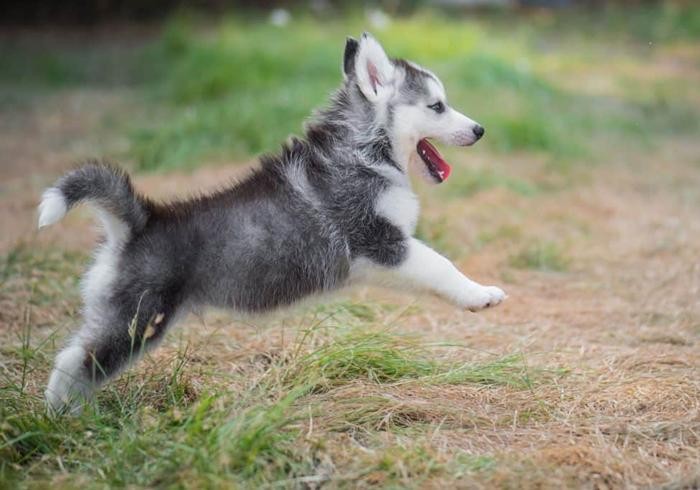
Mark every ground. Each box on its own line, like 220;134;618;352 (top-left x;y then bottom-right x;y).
1;7;699;489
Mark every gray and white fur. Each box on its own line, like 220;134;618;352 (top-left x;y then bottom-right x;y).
39;33;506;414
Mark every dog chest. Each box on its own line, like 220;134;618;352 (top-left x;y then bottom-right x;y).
374;185;419;236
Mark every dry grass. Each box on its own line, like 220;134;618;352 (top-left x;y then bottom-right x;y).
2;11;700;489
3;144;698;488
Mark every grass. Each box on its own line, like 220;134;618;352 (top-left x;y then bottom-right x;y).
0;303;558;487
131;7;700;171
445;167;540;198
543;3;700;42
510;241;569;272
1;245;83;305
0;246;557;487
2;3;700;487
128;13;689;171
2;5;698;173
285;328;542;392
452;453;497;475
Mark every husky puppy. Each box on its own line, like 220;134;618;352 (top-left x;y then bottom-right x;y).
39;33;506;413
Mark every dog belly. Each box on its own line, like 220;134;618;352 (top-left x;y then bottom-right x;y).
201;251;350;313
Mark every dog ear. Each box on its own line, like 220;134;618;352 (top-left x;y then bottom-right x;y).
343;36;359;77
353;32;395;102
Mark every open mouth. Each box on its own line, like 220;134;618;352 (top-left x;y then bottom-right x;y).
417;138;451;184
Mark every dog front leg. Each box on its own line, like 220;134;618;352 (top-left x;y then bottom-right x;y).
360;238;506;311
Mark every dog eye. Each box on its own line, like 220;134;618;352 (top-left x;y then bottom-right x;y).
428;101;445;114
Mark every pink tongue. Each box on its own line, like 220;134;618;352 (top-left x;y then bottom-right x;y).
417;139;452;182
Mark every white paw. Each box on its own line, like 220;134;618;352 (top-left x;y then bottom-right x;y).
45;374;87;416
45;345;91;416
462;285;507;312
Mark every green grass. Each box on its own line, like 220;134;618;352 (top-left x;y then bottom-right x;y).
2;5;698;172
138;8;697;170
0;245;84;333
285;329;438;390
0;38;150;102
452;452;498;475
129;18;344;170
545;3;700;42
122;18;581;169
127;7;699;171
1;245;83;292
285;328;541;393
510;241;569;272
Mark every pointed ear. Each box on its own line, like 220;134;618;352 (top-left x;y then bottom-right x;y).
343;36;359;77
354;32;395;102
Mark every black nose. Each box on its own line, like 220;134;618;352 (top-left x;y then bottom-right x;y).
473;125;485;140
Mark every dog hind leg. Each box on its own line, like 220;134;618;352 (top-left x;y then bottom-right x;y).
46;288;180;415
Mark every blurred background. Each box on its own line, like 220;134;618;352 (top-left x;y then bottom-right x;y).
2;0;699;271
1;0;698;172
2;0;699;249
2;3;700;488
1;0;698;263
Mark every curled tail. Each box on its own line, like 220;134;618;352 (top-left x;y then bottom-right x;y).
38;161;150;242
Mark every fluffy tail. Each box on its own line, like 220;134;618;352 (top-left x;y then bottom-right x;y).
38;161;150;242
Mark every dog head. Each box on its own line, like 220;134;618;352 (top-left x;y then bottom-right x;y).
343;33;483;184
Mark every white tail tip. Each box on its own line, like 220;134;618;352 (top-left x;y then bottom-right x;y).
38;187;67;229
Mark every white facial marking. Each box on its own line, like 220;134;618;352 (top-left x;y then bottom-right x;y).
388;62;483;174
426;77;446;101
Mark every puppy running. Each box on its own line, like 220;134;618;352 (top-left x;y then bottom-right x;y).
39;33;506;413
